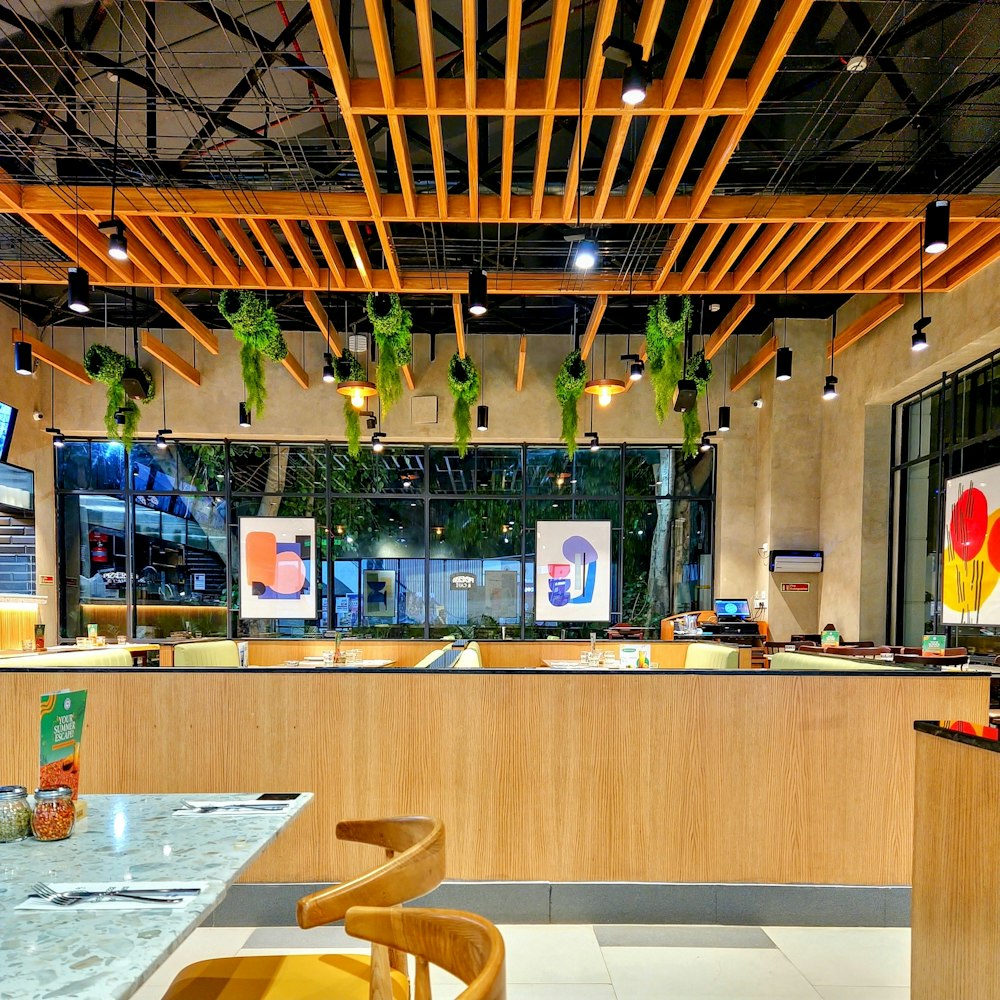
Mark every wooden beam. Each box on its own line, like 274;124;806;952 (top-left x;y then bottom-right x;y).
402;363;416;390
0;166;21;212
502;0;524;220
889;221;977;289
704;222;757;291
91;215;162;283
414;0;448;219
452;294;466;358
185;217;241;285
653;222;695;290
309;220;347;287
756;222;823;290
125;216;189;284
341;221;372;288
26;214;109;279
828;294;905;358
730;334;777;392
579;295;609;360
704;295;755;359
834;222;913;289
217;218;268;286
516;334;527;391
938;233;1000;290
155;216;216;285
463;0;479;218
11;330;91;385
278;219;321;287
681;224;728;286
652;117;707;218
809;222;884;288
787;222;853;288
531;0;571;219
154;290;220;355
922;222;1000;287
281;348;310;390
140;330;201;386
247;218;295;287
302;290;343;357
732;223;792;291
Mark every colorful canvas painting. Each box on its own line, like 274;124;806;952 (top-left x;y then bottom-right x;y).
364;569;396;620
239;517;315;619
535;520;612;622
942;465;1000;625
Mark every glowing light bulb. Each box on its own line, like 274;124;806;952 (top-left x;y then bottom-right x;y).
598;386;612;407
351;389;364;408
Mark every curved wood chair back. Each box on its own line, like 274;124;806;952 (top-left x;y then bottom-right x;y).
297;816;445;930
346;906;506;1000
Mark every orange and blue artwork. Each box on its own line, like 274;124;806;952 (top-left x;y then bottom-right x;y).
942;469;1000;625
535;520;611;622
239;517;315;619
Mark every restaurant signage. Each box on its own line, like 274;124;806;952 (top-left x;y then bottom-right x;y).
450;573;477;590
922;634;947;654
39;690;87;800
780;583;810;592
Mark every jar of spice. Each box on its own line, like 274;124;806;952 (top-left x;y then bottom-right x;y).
0;786;32;843
31;786;75;842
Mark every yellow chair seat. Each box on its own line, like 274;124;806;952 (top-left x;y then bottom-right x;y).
162;953;408;1000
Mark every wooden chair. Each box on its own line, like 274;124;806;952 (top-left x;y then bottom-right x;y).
346;906;506;1000
163;816;445;1000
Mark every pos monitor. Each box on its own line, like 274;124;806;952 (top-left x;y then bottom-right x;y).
714;598;751;621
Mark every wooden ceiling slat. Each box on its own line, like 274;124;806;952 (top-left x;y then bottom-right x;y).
89;215;162;284
732;223;792;291
827;294;905;358
278;219;321;288
28;214;109;280
217;218;268;286
786;222;853;288
681;224;728;286
402;363;416;390
341;221;373;289
937;233;1000;290
155;216;216;285
463;0;479;218
579;295;609;360
516;334;527;391
280;348;310;390
730;334;777;392
835;222;915;289
809;222;884;289
652;118;706;218
921;222;1000;287
125;217;189;284
247;219;295;287
531;0;571;219
141;330;201;387
185;217;241;285
303;291;343;358
414;0;448;219
890;221;976;288
704;295;755;359
501;0;524;220
153;290;220;355
11;329;91;384
452;293;467;358
704;222;758;291
756;222;823;291
309;220;347;287
653;223;696;290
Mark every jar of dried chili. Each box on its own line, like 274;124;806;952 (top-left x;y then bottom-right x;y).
31;786;75;842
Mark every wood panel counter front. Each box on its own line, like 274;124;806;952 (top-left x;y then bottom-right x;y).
0;670;987;887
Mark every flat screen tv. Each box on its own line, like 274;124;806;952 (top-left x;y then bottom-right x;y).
714;598;751;620
0;402;16;463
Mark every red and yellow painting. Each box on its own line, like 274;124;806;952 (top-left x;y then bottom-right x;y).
943;468;1000;625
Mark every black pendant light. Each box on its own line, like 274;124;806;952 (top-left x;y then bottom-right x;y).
924;200;950;254
776;286;793;381
823;311;839;399
718;334;731;431
476;334;489;430
571;0;598;271
155;351;172;446
99;7;128;262
44;329;64;445
469;231;488;316
239;401;252;427
13;234;32;374
13;339;32;376
913;224;931;352
67;267;90;314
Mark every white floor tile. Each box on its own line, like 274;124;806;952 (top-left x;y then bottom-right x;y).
603;946;823;1000
140;926;256;992
815;989;910;1000
764;928;911;989
505;987;618;1000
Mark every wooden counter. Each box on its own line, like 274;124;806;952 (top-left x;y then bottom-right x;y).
911;722;1000;1000
0;670;986;887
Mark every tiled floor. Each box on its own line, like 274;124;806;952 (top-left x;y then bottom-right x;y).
131;924;911;1000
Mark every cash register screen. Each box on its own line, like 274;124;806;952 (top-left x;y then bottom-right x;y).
714;598;751;621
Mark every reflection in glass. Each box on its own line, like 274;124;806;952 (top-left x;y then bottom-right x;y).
430;446;522;494
526;446;619;496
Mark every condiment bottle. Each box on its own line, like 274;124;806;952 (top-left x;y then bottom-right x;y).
0;786;32;843
31;786;75;842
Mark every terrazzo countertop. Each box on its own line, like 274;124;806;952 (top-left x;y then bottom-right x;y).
0;792;311;999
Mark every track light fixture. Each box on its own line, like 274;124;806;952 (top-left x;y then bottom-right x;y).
468;267;488;316
573;237;599;271
67;267;90;314
44;426;65;447
718;405;731;432
371;431;386;453
100;219;129;261
602;36;651;106
823;375;839;400
912;317;930;352
476;404;489;431
238;402;252;427
322;352;335;383
13;339;32;375
155;428;172;449
924;200;950;254
621;353;643;381
775;345;793;381
114;407;127;427
700;432;713;453
585;431;600;452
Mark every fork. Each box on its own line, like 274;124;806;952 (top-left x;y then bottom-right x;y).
181;800;287;812
30;882;183;906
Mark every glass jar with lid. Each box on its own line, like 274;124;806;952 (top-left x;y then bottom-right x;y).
0;786;32;843
31;786;75;842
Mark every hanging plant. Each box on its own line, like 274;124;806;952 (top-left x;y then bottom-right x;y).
447;353;480;458
554;349;588;458
644;295;690;422
366;292;413;416
334;350;366;458
218;290;288;418
83;343;155;449
681;350;713;459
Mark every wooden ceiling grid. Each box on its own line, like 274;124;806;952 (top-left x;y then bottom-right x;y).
0;0;998;381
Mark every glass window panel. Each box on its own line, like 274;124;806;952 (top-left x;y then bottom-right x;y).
56;441;126;491
329;498;425;557
624;447;714;497
429;498;521;559
129;441;177;491
330;446;426;494
60;494;127;640
134;496;228;639
430;447;522;494
526;446;620;496
428;558;522;636
898;459;936;644
175;443;226;493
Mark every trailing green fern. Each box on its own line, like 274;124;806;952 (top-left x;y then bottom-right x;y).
334;351;366;458
219;290;288;417
447;353;480;458
645;295;690;422
554;349;587;457
366;292;413;415
83;343;155;449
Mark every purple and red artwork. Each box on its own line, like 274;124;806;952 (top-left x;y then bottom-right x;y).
535;521;611;622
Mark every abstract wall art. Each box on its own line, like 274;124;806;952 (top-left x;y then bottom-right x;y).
942;465;1000;625
535;520;612;622
239;517;315;619
364;569;396;620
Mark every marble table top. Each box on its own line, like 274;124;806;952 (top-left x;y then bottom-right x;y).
0;792;311;999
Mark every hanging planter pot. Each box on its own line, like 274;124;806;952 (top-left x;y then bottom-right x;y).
334;350;366;458
366;291;413;416
218;290;288;419
84;343;155;449
447;353;480;458
554;349;587;457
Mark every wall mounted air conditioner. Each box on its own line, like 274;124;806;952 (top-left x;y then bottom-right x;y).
769;550;824;573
